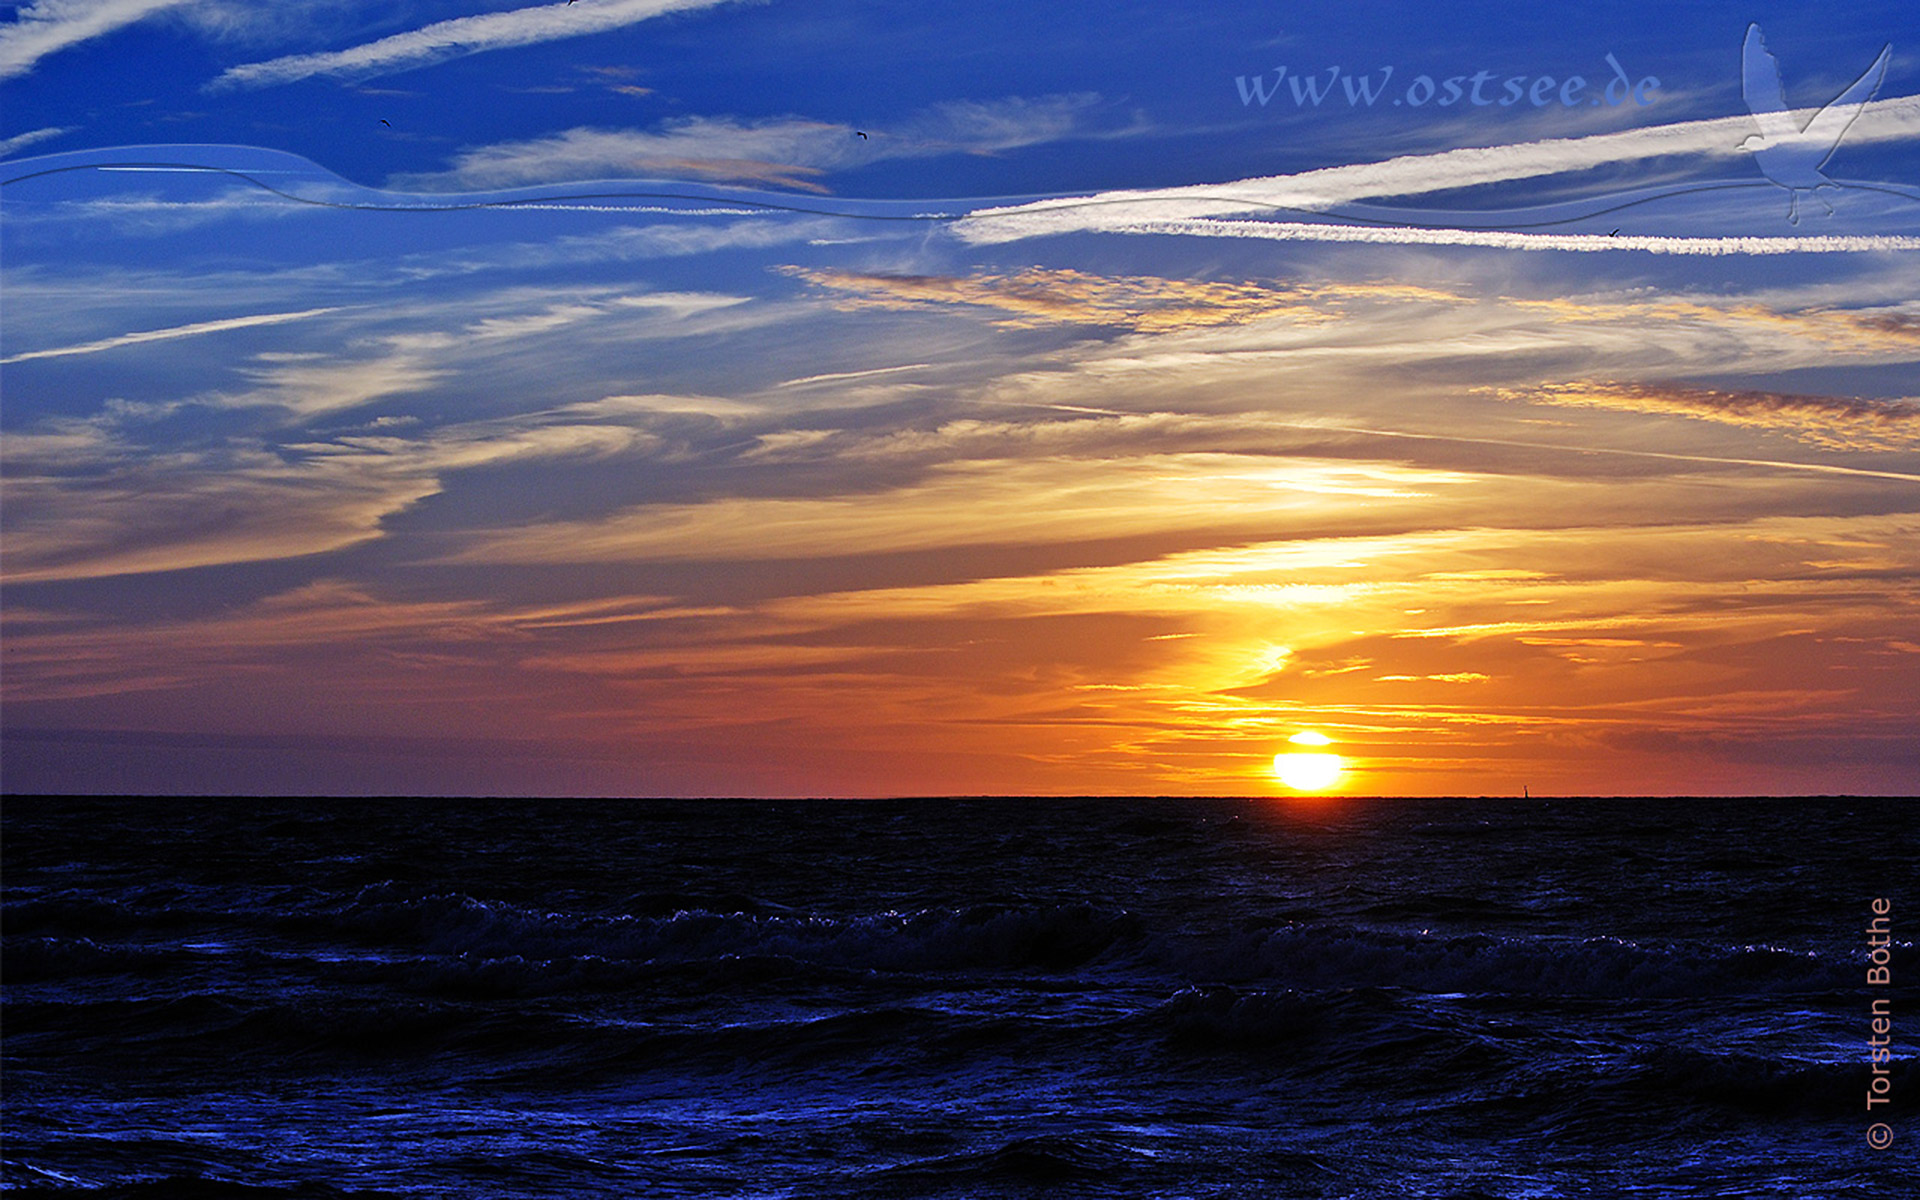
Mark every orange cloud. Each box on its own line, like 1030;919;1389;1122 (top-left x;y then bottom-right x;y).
782;266;1462;332
1512;296;1920;357
1500;381;1920;451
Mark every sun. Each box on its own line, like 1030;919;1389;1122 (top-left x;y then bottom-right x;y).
1274;731;1344;792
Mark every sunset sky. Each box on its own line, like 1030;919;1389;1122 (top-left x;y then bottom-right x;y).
4;1;1917;795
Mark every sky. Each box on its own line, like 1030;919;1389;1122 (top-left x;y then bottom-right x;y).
3;0;1918;797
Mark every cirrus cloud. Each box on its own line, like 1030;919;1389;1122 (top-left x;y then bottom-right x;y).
208;0;746;92
389;94;1105;191
1502;381;1920;452
0;0;196;81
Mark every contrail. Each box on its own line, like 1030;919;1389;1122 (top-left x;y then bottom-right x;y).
961;214;1920;255
3;306;342;365
955;93;1920;244
1282;421;1920;482
210;0;739;91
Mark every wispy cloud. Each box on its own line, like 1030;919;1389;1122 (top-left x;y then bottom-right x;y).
955;94;1920;243
209;0;744;92
391;95;1105;191
0;280;777;582
785;267;1334;331
222;343;448;418
899;93;1106;153
363;215;845;282
0;126;75;157
1510;295;1920;353
2;451;441;585
0;0;194;82
1503;381;1920;451
395;118;854;193
0;580;513;701
2;413;647;583
0;186;315;235
1;305;342;365
784;266;1471;332
437;454;1476;566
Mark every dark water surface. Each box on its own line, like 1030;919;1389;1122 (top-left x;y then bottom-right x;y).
3;796;1915;1197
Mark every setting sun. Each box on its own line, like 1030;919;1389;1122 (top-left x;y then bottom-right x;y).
1275;732;1345;791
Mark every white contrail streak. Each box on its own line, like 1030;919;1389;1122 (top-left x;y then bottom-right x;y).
981;215;1920;255
1290;421;1920;483
956;94;1920;244
3;306;342;364
210;0;739;91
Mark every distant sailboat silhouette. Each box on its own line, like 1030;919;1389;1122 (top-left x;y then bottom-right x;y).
1739;24;1890;224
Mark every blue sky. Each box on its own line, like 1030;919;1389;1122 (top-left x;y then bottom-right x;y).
6;1;1916;196
4;2;1919;796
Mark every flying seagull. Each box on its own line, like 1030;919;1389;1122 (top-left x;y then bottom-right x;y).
1740;23;1889;224
380;119;391;127
855;131;868;139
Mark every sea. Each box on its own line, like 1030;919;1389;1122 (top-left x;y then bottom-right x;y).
2;795;1915;1198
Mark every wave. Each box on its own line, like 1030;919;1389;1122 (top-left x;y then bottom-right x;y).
4;990;1086;1088
11;876;1880;1002
866;1132;1154;1188
1150;923;1851;998
294;886;1147;976
1615;1044;1910;1115
0;1173;407;1199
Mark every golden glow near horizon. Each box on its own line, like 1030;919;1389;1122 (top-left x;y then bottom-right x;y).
4;182;1917;797
1276;732;1345;792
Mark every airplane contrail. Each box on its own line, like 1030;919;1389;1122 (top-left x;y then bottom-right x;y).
3;306;343;365
955;94;1920;245
972;214;1920;255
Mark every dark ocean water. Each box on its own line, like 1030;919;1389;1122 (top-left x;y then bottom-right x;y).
2;796;1915;1198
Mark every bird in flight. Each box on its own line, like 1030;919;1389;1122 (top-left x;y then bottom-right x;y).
1740;23;1889;224
855;131;868;139
380;119;392;128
